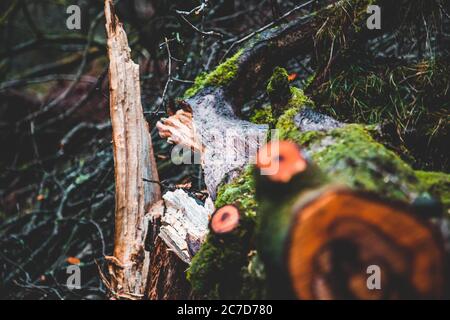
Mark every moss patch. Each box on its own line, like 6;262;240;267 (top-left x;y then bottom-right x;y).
188;166;260;299
277;106;424;202
187;225;253;299
276;88;317;145
416;171;450;211
266;67;291;113
184;49;244;98
250;105;275;127
266;67;289;96
215;166;258;218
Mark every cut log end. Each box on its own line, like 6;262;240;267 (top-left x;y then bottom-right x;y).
256;141;307;183
210;205;241;235
287;190;445;300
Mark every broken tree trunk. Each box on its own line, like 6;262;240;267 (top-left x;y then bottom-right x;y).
104;0;192;300
104;0;160;298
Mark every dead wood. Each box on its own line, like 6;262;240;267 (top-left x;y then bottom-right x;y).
104;0;161;298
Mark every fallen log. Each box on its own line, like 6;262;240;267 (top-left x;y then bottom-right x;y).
157;0;385;199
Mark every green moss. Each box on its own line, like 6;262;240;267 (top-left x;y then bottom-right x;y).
310;125;423;201
184;49;244;98
289;87;313;107
276;88;317;145
215;166;258;218
277;108;427;202
187;229;252;299
250;105;275;126
266;67;289;97
188;166;259;299
416;171;450;210
250;81;312;128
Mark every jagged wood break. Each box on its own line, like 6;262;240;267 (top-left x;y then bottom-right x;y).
104;0;159;298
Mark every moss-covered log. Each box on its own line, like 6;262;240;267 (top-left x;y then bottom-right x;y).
157;0;450;300
187;78;450;299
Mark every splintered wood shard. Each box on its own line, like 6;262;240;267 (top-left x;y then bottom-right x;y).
104;0;161;298
158;189;210;263
156;109;203;152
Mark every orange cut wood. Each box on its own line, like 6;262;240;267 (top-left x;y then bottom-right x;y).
210;205;241;234
256;141;307;183
287;190;444;300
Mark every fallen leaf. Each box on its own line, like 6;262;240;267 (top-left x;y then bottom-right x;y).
288;73;298;81
66;257;81;265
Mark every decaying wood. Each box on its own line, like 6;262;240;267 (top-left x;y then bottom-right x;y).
158;189;211;264
104;0;161;298
146;202;195;300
